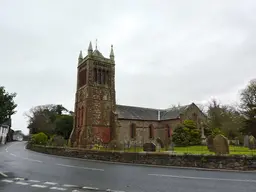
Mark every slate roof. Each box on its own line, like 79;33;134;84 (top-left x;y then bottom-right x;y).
93;50;105;58
160;105;189;120
116;104;189;121
1;118;11;127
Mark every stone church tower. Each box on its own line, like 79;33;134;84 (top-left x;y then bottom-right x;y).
70;42;117;148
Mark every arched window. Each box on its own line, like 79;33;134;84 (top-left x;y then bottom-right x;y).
106;71;109;85
98;69;101;84
94;68;97;82
81;106;84;126
130;123;136;139
166;125;171;138
102;69;105;84
77;108;80;127
85;69;87;85
149;124;154;139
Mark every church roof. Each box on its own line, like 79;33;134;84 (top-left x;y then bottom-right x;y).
116;104;189;121
93;49;105;58
160;105;189;120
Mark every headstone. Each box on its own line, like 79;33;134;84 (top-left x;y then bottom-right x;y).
249;136;256;150
143;142;156;152
213;134;229;155
51;135;66;146
156;137;164;148
207;135;214;152
156;144;161;152
244;135;249;147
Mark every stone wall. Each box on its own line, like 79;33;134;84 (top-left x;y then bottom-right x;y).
27;144;256;171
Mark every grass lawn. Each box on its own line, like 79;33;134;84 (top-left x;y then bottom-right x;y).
92;145;256;156
174;145;256;156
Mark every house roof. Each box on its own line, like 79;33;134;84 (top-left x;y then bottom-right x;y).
116;104;190;121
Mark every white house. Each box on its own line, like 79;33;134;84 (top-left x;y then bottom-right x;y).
0;118;11;145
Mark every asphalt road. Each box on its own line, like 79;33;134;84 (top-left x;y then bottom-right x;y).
1;142;256;192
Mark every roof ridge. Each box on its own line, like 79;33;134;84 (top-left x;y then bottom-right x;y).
116;104;163;111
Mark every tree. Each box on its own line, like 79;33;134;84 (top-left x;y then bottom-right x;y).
240;79;256;137
206;99;244;139
0;86;17;124
25;104;59;135
55;114;73;140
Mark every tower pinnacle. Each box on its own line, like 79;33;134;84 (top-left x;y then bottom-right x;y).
110;44;114;61
78;50;83;63
88;41;93;55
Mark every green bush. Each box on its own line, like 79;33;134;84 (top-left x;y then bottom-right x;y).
31;132;48;145
172;120;201;146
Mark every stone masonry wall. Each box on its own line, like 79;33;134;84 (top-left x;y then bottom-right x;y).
27;144;256;171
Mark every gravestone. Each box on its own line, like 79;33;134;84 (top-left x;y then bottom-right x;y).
244;135;249;147
213;134;229;155
49;135;66;146
156;137;164;148
249;136;256;150
143;142;156;152
207;135;214;152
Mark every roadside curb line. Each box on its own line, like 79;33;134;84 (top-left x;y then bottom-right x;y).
0;171;8;178
26;146;256;173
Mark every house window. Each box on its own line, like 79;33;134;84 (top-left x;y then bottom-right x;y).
149;124;154;139
130;123;136;139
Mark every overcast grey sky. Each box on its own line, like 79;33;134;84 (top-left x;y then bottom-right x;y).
0;0;255;134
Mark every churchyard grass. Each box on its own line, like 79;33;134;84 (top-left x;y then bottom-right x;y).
174;145;256;156
92;145;256;155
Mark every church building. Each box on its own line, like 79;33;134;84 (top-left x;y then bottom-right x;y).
69;42;206;148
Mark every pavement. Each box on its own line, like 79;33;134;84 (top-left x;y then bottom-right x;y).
0;142;256;192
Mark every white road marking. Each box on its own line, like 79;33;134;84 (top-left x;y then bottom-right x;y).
44;181;58;185
16;181;29;185
0;171;8;177
148;174;256;183
72;190;80;192
10;153;17;157
106;190;126;192
82;186;99;190
19;156;42;163
1;179;14;183
63;184;79;188
56;163;104;171
50;186;67;191
14;177;25;181
31;184;48;188
28;179;40;183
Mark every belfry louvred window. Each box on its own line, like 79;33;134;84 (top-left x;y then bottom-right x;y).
78;69;87;87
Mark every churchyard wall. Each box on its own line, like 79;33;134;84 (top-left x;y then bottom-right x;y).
27;144;256;171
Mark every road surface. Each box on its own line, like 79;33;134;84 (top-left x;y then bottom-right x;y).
0;142;256;192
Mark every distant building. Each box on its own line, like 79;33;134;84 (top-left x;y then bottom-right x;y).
69;42;207;148
0;118;12;145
